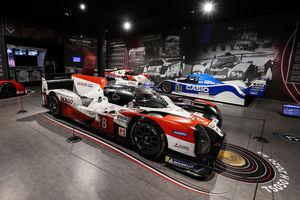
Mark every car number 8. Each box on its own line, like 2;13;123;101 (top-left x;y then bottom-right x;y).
99;117;107;129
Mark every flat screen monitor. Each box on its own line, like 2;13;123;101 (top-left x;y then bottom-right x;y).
72;56;81;63
14;55;37;66
28;50;38;56
15;48;26;55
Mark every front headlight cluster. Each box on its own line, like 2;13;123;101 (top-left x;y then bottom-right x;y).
194;124;211;155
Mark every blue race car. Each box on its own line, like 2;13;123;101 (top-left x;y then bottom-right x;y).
156;73;268;106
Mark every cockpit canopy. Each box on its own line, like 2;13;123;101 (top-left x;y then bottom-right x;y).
104;82;168;108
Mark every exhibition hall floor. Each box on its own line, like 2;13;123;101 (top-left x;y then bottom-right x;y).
0;86;299;200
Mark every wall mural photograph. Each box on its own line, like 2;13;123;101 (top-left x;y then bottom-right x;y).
113;13;299;103
127;33;185;85
189;23;276;86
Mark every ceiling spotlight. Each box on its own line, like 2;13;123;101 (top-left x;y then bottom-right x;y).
203;2;214;13
80;3;86;11
123;22;131;30
64;12;69;17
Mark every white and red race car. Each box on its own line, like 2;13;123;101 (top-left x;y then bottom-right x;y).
42;74;224;178
105;69;154;89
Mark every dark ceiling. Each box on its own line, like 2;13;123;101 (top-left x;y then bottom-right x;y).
1;0;300;37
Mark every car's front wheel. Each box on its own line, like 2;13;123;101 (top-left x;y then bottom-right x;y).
161;82;172;93
49;94;60;116
131;119;166;160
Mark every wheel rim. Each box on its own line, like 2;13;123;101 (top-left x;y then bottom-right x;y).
162;82;171;93
134;123;162;156
50;97;58;113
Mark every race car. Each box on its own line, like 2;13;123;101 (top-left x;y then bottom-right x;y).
143;58;184;78
156;73;268;106
0;81;27;99
199;52;274;83
203;53;257;82
105;69;154;88
42;74;224;178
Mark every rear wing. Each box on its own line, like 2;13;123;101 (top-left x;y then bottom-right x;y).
42;73;74;93
72;74;108;96
42;74;108;105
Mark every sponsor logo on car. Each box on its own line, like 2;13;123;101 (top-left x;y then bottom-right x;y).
118;127;126;137
176;84;182;92
172;130;188;137
253;80;267;86
127;81;138;86
192;112;203;117
144;82;154;89
77;82;93;88
165;156;196;170
204;80;215;84
117;114;131;123
213;75;227;79
186;85;209;93
16;91;25;94
61;96;73;104
196;117;209;125
174;143;190;151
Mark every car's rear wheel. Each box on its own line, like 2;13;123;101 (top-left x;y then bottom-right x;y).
161;82;172;93
131;119;166;160
0;83;16;98
49;94;60;116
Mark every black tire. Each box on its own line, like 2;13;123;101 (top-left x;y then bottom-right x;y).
161;82;172;94
49;94;60;116
0;83;16;98
131;119;166;160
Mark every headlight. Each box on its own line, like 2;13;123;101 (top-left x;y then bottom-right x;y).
194;124;211;155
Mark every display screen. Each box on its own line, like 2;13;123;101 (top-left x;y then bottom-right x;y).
72;56;81;63
14;55;37;66
8;55;15;67
7;46;46;67
7;48;15;67
28;50;38;56
15;48;26;55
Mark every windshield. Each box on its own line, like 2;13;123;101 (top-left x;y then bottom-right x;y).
211;56;239;68
125;71;135;76
149;60;164;66
135;86;168;108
